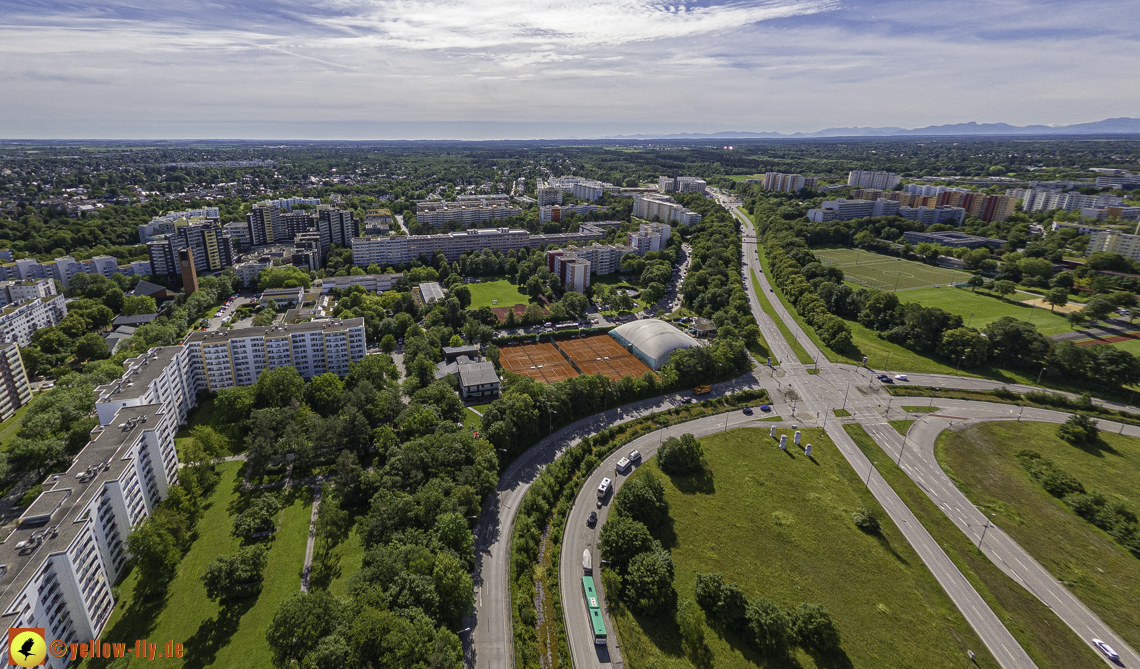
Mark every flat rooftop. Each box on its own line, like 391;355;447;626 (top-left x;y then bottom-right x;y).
0;404;164;618
95;346;184;403
183;317;365;344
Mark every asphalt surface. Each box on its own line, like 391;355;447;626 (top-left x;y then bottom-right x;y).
465;200;1139;669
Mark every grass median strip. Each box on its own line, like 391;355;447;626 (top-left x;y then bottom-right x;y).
842;424;1103;669
750;267;813;364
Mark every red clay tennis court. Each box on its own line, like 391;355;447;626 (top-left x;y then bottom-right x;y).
557;335;653;381
499;341;579;383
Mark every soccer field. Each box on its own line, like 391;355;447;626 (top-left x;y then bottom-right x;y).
815;248;972;291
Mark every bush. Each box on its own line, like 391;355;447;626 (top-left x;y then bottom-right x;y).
1057;414;1099;446
793;603;843;655
623;547;676;615
852;507;881;535
612;471;670;530
658;433;705;475
746;597;792;655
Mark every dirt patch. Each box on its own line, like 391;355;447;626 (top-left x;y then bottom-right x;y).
1076;333;1140;345
1021;297;1083;314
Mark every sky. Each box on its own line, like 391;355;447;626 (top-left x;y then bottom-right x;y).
1;0;1138;139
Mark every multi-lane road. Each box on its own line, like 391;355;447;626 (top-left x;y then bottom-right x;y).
463;201;1139;669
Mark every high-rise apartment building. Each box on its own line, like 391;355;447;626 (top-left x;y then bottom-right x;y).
762;172;818;192
184;318;367;390
317;207;358;253
631;195;702;225
847;170;902;190
146;223;235;285
350;222;619;266
0;401;181;666
0;341;31;421
807;198;901;222
0;278;56;307
1087;230;1140;262
0;294;68;347
659;176;708;193
536;181;564;206
627;223;671;254
545;253;591;293
1020;190;1124;213
415;198;523;229
247;205;283;246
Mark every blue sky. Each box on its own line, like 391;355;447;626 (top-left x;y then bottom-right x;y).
1;0;1137;139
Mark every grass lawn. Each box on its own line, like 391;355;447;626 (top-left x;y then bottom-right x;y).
0;402;30;451
81;462;313;669
463;404;490;434
889;419;914;436
609;427;997;669
896;286;1072;336
844;425;1104;669
936;421;1140;653
750;265;812;365
833;409;851;417
313;523;365;598
174;397;233;460
467;277;528;309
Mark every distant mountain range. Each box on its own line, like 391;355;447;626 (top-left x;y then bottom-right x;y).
607;117;1140;140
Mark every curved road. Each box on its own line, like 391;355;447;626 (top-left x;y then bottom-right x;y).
466;201;1139;669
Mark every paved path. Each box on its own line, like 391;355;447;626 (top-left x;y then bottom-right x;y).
300;482;323;593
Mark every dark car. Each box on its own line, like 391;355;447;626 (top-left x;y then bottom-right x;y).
760;404;772;412
742;407;754;415
587;511;598;528
877;374;894;383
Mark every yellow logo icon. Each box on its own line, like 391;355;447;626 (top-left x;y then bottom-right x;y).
7;628;46;667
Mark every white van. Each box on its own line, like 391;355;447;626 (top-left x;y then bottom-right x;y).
597;477;612;500
616;457;631;474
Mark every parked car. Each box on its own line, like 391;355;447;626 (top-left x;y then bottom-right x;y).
742;407;754;415
587;511;598;528
616;457;631;474
760;404;772;412
1092;639;1119;661
628;450;642;463
894;374;908;381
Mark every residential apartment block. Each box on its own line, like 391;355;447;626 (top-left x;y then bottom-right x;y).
0;294;68;347
138;208;220;243
627;223;671;254
659;176;708;193
94;346;199;427
0;278;56;307
0;255;119;289
415;197;523;229
1020;190;1124;213
808;198;901;222
1087;230;1140;262
761;172;818;192
0;402;181;668
632;195;702;226
899;206;967;226
535;181;564;207
1080;206;1140;222
319;273;404;293
146;222;236;285
847;170;902;190
539;204;603;222
317;207;358;253
350;221;620;267
184;318;367;390
545;251;591;294
0;341;31;421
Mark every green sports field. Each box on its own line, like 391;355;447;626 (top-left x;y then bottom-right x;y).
467;278;528;309
815;248;972;291
897;286;1072;335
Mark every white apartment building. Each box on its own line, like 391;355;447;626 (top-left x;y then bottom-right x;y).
807;198;901;223
350;223;614;266
319;273;403;294
0;402;180;668
416;199;523;228
659;176;708;193
536;181;564;207
259;287;305;309
1087;230;1140;262
762;173;817;192
847;170;902;190
234;259;271;288
1021;190;1124;212
94;346;199;426
546;251;592;294
0;294;68;347
184;318;367;390
550;243;636;276
0;255;119;289
627;223;672;254
138;208;221;243
0;341;31;422
0;278;56;307
632;195;702;226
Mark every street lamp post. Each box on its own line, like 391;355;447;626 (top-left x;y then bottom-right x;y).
1036;367;1047;386
897;433;908;467
977;513;998;550
1017;405;1024;422
865;461;878;488
884;351;892;370
956;355;965;375
842;383;850;412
